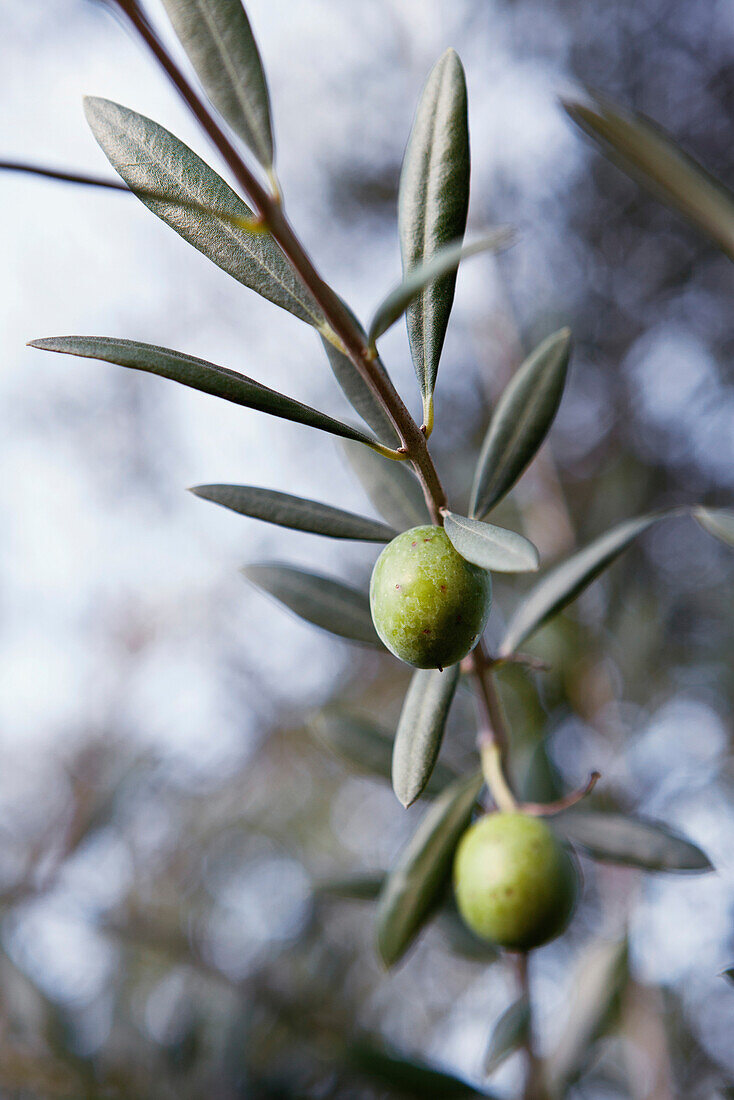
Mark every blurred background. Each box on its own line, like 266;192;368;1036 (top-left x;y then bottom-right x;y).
1;0;733;1096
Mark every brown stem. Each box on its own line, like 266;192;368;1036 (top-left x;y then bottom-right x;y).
515;954;546;1100
521;771;600;817
109;0;447;522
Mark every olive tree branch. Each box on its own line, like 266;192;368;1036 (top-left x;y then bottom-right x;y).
106;0;447;522
515;953;547;1100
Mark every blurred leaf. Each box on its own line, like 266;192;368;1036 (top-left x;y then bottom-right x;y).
562;90;734;261
310;708;455;793
83;97;323;324
343;440;429;530
437;900;500;963
694;507;734;548
723;969;734;987
392;664;461;808
470;329;571;519
243;564;380;645
399;48;470;412
161;0;274;169
499;512;670;656
191;484;395;541
443;512;539;573
554;811;713;873
31;336;377;446
368;230;513;348
484;998;530;1075
346;1037;486;1098
547;937;629;1096
517;739;564;805
376;770;483;967
314;873;384;901
320;304;399;445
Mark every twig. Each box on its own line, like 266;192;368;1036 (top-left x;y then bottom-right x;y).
521;771;600;817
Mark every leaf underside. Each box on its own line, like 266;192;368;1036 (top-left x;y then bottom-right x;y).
443;511;539;573
392;664;461;807
554;810;712;873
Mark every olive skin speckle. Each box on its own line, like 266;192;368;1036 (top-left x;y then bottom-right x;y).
369;525;491;669
453;812;579;951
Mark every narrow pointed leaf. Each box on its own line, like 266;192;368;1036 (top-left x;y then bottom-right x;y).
554;811;712;873
694;507;734;548
310;708;455;793
392;665;461;808
399;48;470;406
500;512;666;656
320;330;399;446
83;98;323;325
191;484;395;542
470;329;571;518
547;937;629;1095
484;998;530;1075
443;512;539;573
243;564;379;646
31;336;376;446
343;440;429;531
314;873;385;901
376;770;483;967
368;230;513;348
161;0;274;169
562;91;734;261
346;1038;486;1099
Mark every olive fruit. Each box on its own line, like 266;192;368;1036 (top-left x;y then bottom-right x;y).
369;525;491;669
453;812;578;951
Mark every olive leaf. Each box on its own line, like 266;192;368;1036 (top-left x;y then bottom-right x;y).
83;98;323;325
470;329;571;519
554;811;712;873
190;484;395;542
562;89;734;261
345;1037;487;1099
499;511;669;656
243;564;380;646
546;937;629;1096
484;998;530;1075
309;708;456;794
392;664;461;808
443;511;539;573
376;770;483;967
694;506;734;548
399;48;470;419
342;440;429;531
314;873;385;901
367;230;513;349
30;336;378;447
320;325;399;446
161;0;274;171
723;969;734;987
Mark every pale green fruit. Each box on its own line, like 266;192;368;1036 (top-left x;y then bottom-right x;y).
369;525;491;669
453;812;578;951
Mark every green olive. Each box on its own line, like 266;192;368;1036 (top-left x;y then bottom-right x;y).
453;812;579;951
369;525;491;669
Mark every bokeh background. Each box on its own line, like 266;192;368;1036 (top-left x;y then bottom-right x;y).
1;0;733;1096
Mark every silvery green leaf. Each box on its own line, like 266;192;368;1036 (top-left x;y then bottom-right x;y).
31;336;376;446
443;512;539;573
484;998;530;1075
499;512;665;656
368;230;513;348
554;811;712;873
190;484;395;542
470;329;571;519
320;326;399;446
547;937;628;1096
376;770;483;967
562;90;734;261
694;507;734;548
84;98;323;325
346;1038;487;1099
342;440;429;531
399;48;470;408
392;664;461;808
161;0;274;169
243;564;380;646
310;708;455;794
